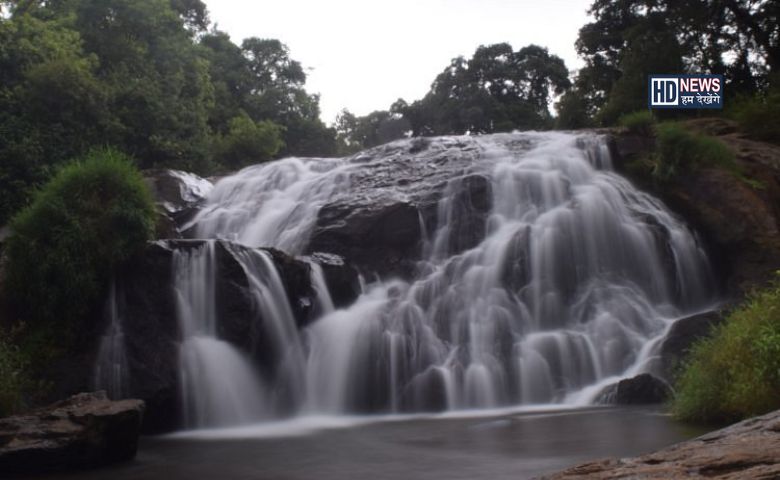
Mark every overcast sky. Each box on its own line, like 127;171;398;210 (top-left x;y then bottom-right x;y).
204;0;593;123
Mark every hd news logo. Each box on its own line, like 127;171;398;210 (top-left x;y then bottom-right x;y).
649;74;723;109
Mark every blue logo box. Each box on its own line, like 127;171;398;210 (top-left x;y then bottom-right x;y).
648;74;724;109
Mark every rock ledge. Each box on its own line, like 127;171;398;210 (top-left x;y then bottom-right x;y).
537;408;780;479
0;391;144;475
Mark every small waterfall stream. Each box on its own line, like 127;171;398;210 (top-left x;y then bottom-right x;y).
99;131;717;428
93;282;129;399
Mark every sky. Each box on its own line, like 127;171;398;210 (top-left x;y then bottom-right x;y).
204;0;594;124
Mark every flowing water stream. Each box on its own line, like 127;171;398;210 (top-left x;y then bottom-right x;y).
158;131;716;425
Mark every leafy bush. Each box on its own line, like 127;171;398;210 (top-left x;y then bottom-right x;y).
652;122;738;181
215;115;284;169
674;282;780;423
731;88;780;145
0;330;31;416
4;149;155;346
619;110;655;136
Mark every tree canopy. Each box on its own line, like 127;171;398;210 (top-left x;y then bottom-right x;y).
0;0;336;224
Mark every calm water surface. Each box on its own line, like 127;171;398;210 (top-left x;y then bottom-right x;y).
40;407;708;480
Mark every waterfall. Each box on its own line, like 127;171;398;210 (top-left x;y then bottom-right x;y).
93;281;129;399
177;131;715;420
174;241;267;427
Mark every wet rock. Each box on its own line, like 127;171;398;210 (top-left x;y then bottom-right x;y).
538;407;780;479
310;252;361;308
47;240;318;433
595;373;673;405
305;137;493;279
659;311;724;381
400;367;449;413
143;169;213;239
610;119;780;298
0;392;144;475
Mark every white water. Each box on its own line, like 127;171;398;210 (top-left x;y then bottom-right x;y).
174;241;267;427
93;281;129;399
174;132;715;425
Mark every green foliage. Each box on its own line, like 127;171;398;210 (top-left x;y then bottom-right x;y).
597;15;684;125
555;89;594;129
215;115;284;169
335;109;410;153
574;0;779;126
0;1;337;224
651;122;738;181
398;43;570;136
4;149;155;346
619;110;655;136
0;329;31;416
674;282;780;423
730;84;780;145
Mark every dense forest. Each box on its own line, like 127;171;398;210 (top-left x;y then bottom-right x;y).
0;0;779;433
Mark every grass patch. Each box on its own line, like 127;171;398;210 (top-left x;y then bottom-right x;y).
730;87;780;145
673;281;780;424
619;110;656;136
629;122;764;189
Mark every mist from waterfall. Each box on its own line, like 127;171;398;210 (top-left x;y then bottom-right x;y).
178;131;716;425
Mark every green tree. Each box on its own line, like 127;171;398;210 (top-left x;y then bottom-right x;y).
336;109;410;153
215;114;284;168
4;149;155;348
399;43;570;136
573;0;779;125
0;13;104;224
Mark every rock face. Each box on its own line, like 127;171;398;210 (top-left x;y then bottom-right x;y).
610;119;780;298
143;169;213;239
0;392;144;475
49;239;333;433
596;374;673;405
306;137;493;279
538;407;780;479
659;311;724;381
309;252;361;309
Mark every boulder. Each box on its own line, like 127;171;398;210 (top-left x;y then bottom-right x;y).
596;373;673;405
0;392;144;475
143;169;213;238
538;407;780;479
309;252;361;309
306;137;492;279
659;310;724;381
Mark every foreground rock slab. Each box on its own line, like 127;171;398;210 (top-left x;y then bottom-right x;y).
0;392;144;475
538;408;780;479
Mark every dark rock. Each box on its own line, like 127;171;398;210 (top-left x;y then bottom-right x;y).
309;252;361;309
596;373;673;405
609;120;780;299
0;392;144;475
401;368;449;412
305;137;493;279
143;169;213;239
265;247;315;326
659;310;724;381
307;199;423;279
45;239;318;433
539;407;780;479
117;240;184;433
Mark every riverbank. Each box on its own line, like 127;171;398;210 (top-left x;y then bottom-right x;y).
539;408;780;479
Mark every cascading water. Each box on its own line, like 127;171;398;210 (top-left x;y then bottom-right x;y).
174;241;268;427
93;281;129;399
184;131;716;421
